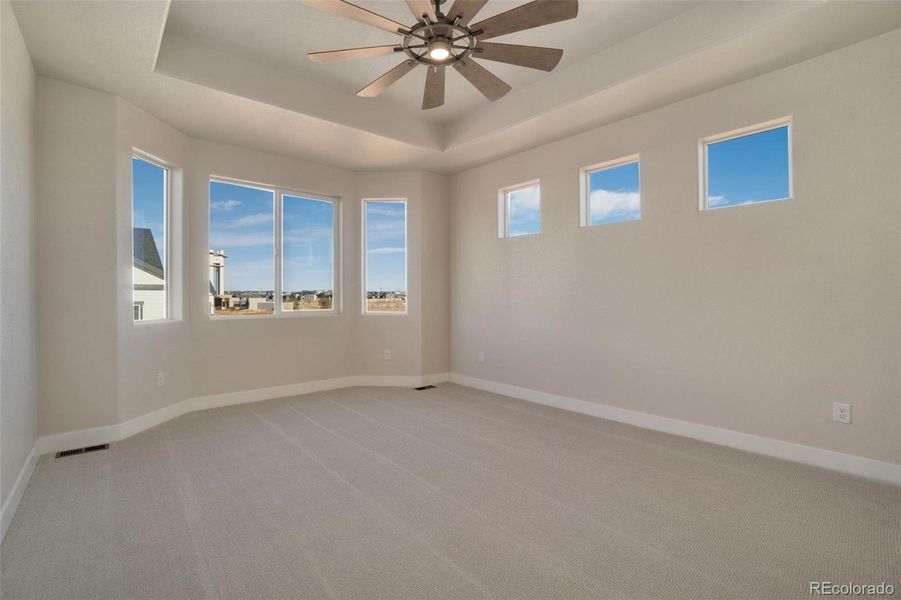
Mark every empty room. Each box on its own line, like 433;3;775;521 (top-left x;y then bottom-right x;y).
1;0;899;598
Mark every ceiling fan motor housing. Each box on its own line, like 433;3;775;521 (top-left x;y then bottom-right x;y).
401;19;479;66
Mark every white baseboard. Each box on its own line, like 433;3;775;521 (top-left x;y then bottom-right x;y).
450;373;901;486
1;444;38;543
422;372;452;385
35;373;451;456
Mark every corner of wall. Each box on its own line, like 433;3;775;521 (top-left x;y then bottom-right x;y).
1;0;39;537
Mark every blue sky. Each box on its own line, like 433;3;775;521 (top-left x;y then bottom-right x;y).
365;201;406;292
132;157;166;266
507;185;540;237
209;181;275;291
283;195;334;292
209;182;336;293
708;126;790;208
588;161;640;225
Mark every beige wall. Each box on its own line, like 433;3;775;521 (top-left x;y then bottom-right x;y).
353;171;421;377
0;1;37;508
33;79;451;436
450;31;901;465
420;171;451;376
35;79;120;436
115;97;193;423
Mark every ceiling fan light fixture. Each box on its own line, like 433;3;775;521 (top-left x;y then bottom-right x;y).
303;0;579;108
428;40;451;61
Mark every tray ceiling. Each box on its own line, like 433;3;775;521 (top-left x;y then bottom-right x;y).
162;0;702;125
11;0;901;173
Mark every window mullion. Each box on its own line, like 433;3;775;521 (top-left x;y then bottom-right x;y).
275;191;282;316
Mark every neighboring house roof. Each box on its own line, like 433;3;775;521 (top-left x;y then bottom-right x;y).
133;228;164;280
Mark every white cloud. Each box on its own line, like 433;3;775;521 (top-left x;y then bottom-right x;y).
508;186;540;211
590;189;640;222
365;203;405;217
367;247;406;255
211;199;241;211
283;226;333;244
220;213;273;229
365;220;405;242
209;233;273;248
707;195;727;208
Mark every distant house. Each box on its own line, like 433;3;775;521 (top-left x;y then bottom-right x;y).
133;228;165;320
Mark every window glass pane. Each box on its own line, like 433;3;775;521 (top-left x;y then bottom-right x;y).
587;161;640;225
132;157;167;321
707;125;790;208
507;185;540;237
365;201;406;313
209;181;274;316
282;195;334;311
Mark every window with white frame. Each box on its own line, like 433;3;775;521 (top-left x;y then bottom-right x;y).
132;155;169;321
282;194;336;312
363;199;407;314
580;155;640;227
208;179;338;317
701;118;791;210
499;181;540;238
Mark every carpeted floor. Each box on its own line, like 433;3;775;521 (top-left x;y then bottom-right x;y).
2;384;899;599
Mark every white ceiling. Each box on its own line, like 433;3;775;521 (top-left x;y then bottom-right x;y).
11;1;901;173
163;0;702;125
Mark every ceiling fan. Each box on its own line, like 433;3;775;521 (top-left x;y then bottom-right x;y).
303;0;578;109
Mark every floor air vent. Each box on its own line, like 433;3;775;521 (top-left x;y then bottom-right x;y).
414;385;436;391
55;444;109;458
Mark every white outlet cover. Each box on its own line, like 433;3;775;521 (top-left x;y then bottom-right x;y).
384;350;391;360
832;402;851;424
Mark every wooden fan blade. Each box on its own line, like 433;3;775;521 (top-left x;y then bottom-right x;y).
405;0;437;23
422;66;446;109
470;0;578;41
303;0;410;35
453;59;511;101
445;0;489;26
309;45;401;64
475;42;563;71
357;60;419;97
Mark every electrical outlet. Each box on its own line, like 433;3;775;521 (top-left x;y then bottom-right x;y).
383;349;391;360
157;372;165;387
833;402;851;424
478;351;485;363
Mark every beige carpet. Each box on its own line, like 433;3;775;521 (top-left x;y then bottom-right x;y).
2;384;899;599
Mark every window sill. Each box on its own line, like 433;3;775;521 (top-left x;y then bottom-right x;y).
208;311;341;321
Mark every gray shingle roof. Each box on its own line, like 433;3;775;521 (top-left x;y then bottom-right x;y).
133;228;164;280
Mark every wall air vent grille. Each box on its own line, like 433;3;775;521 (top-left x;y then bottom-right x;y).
55;444;110;458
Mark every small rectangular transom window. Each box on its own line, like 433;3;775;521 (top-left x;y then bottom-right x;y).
700;118;791;210
499;181;540;238
580;155;640;227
